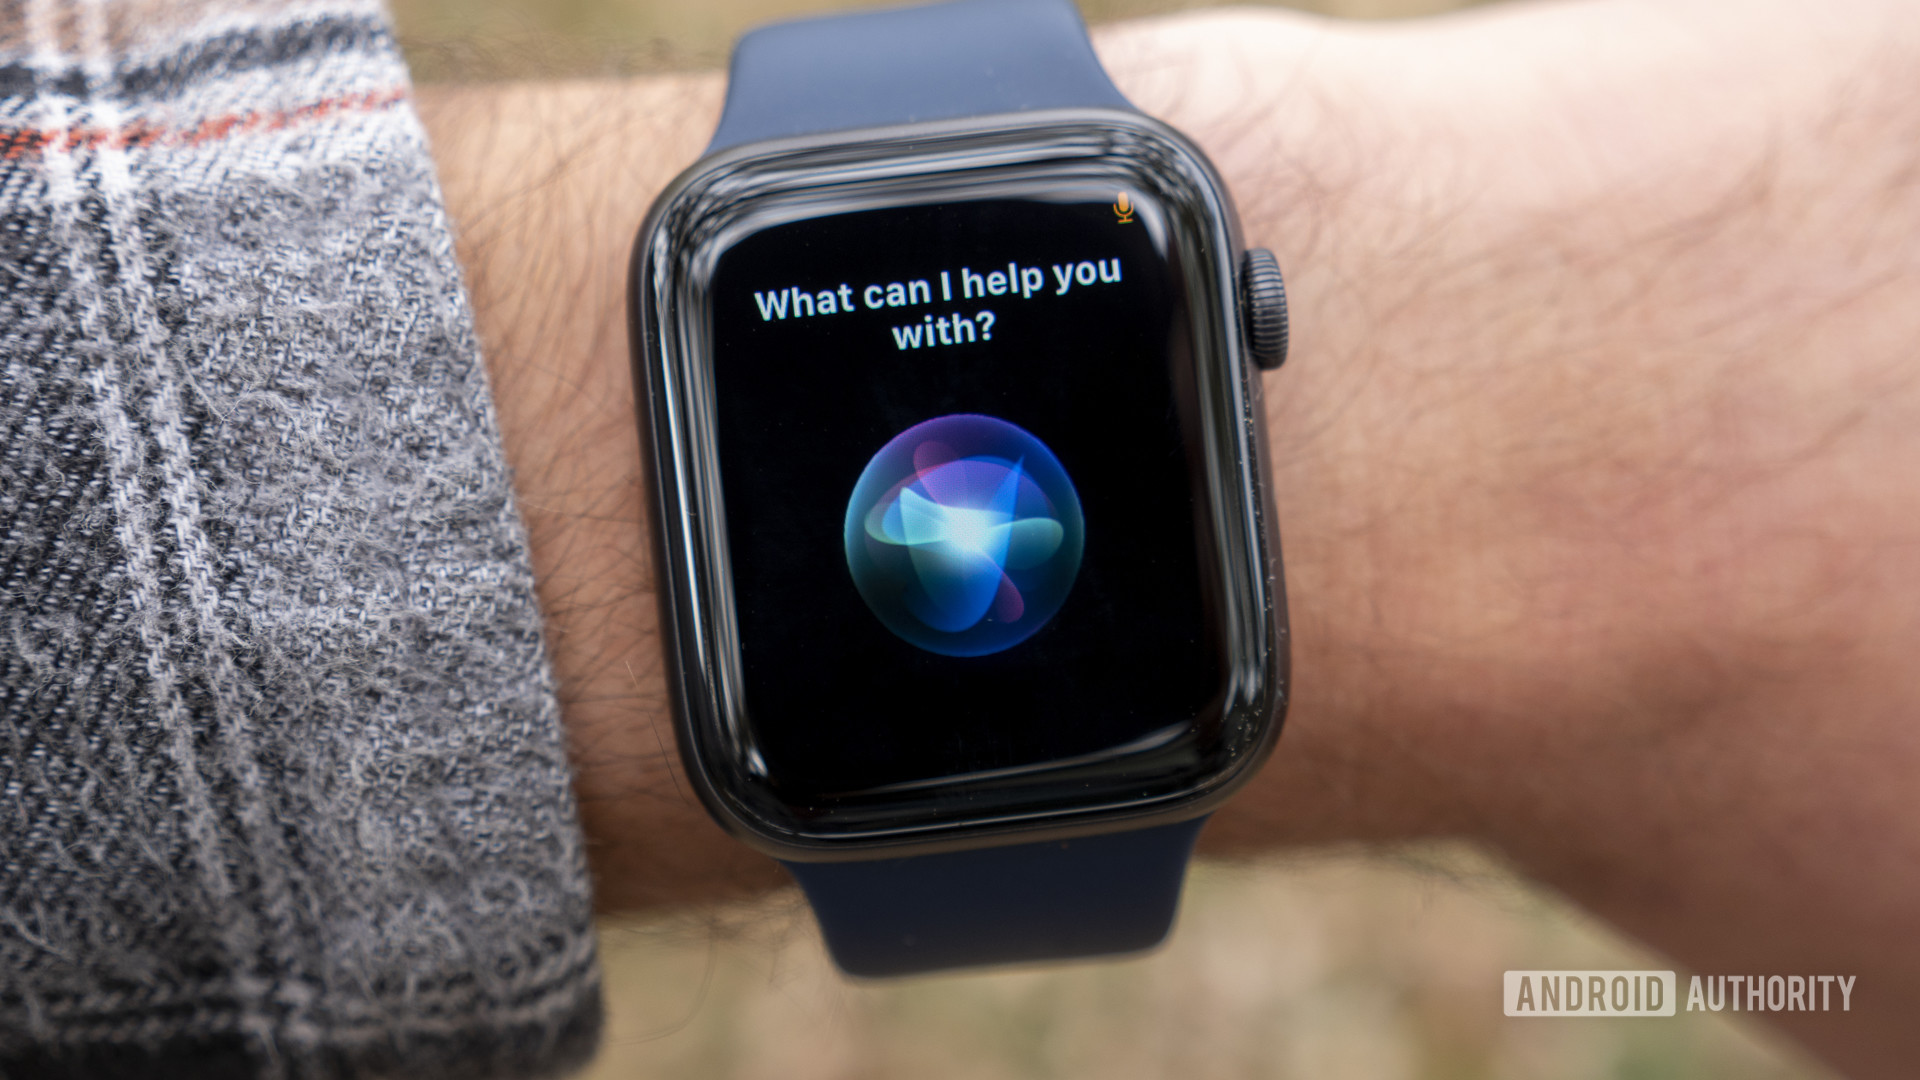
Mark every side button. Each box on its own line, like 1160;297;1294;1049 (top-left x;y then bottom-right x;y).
1241;248;1289;371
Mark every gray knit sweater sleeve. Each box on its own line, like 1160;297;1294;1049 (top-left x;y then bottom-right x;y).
0;1;601;1076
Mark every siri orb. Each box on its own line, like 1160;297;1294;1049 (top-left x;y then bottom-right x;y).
845;414;1085;657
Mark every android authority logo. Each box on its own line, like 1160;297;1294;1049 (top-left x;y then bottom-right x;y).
844;414;1085;657
1113;190;1135;223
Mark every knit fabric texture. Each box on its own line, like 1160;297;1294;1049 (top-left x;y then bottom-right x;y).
0;1;600;1076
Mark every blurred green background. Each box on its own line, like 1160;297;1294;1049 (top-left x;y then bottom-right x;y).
394;0;1492;81
390;1;1841;1077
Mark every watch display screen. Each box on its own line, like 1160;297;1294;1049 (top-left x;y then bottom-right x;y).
706;191;1228;814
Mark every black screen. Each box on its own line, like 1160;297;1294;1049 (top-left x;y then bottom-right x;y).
708;194;1225;807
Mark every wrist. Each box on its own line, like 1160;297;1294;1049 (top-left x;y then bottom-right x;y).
419;6;1782;893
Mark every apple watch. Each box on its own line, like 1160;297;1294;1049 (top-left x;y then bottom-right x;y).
629;0;1290;978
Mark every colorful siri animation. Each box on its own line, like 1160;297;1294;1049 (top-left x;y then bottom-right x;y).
845;414;1085;657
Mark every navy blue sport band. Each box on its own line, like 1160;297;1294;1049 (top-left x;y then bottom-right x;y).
712;0;1207;977
785;819;1207;978
707;0;1134;154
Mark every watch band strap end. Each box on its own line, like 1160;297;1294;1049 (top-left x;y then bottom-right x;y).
785;817;1206;978
709;0;1134;153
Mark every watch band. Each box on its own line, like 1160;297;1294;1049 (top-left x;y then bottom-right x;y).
785;819;1206;977
714;0;1203;978
707;0;1134;154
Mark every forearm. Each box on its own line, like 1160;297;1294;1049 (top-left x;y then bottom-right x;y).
421;1;1920;1073
1129;4;1920;1075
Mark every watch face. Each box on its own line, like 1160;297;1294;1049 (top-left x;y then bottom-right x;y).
637;114;1284;848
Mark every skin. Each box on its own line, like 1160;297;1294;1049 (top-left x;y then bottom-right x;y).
417;2;1920;1075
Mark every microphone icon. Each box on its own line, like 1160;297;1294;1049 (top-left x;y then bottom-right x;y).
1113;191;1134;223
